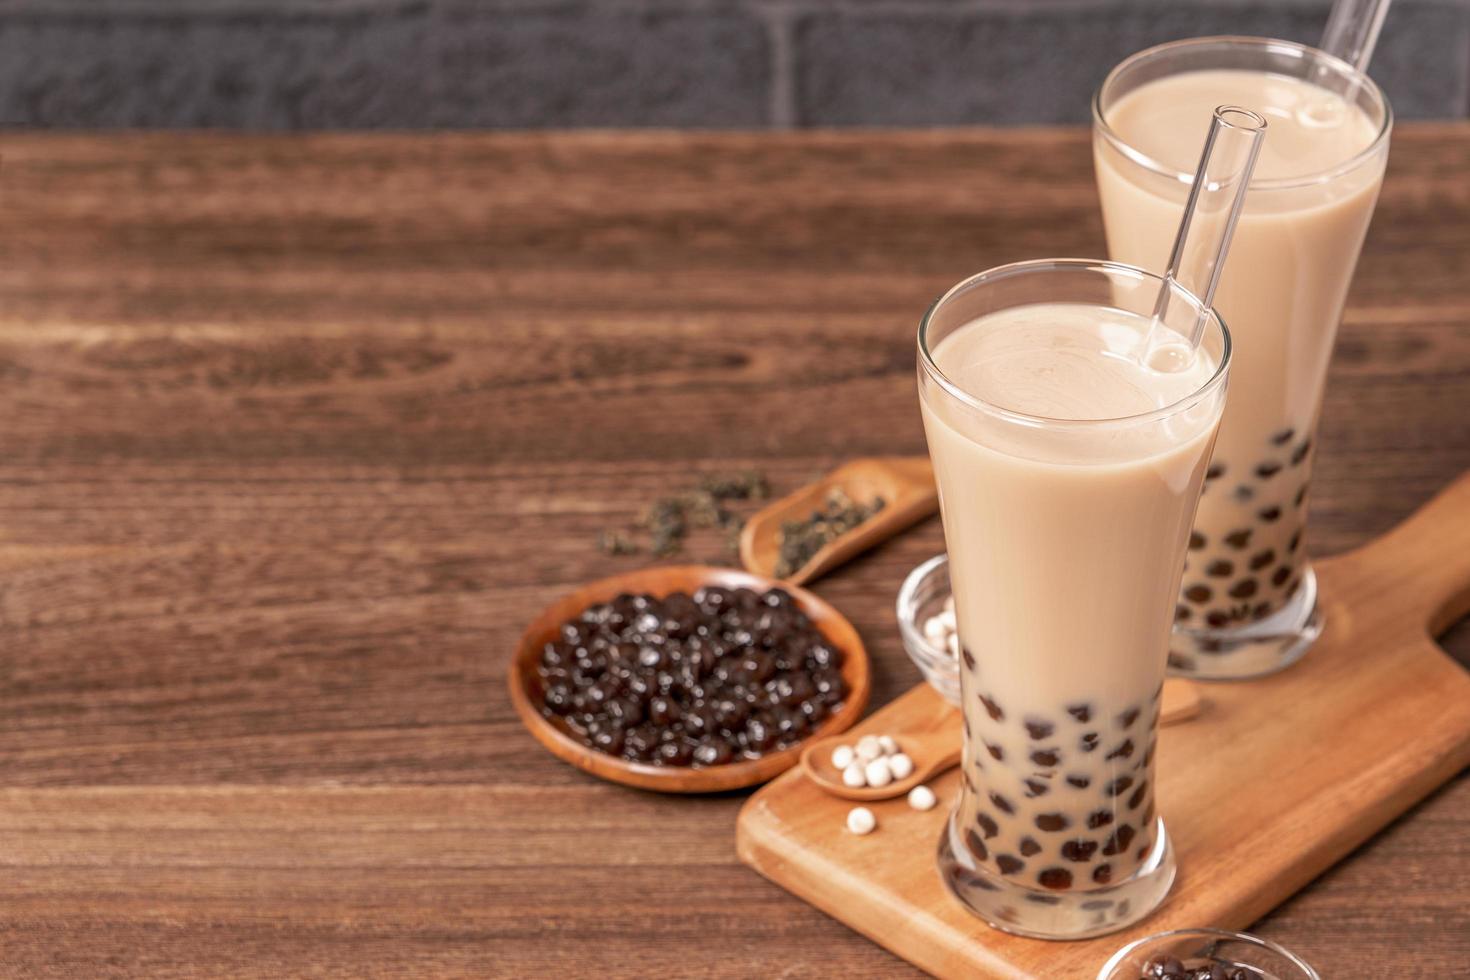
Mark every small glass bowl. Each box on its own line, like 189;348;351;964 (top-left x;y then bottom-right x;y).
896;553;961;706
1096;928;1320;980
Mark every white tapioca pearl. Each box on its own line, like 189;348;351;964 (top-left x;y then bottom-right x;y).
855;735;883;761
907;785;937;811
846;806;876;835
877;735;899;757
888;752;914;780
864;757;892;788
831;744;855;770
841;762;867;788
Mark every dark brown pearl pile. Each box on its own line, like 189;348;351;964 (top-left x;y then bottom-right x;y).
534;586;847;766
1141;956;1262;980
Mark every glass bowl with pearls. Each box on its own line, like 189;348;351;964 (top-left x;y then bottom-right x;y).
896;553;962;706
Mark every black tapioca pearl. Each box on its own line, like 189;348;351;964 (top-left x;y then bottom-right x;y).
1188;531;1206;551
1206;559;1234;578
1288;529;1302;553
965;828;988;861
1030;749;1060;767
1175;604;1191;622
1106;739;1135;761
1224;529;1253;550
1102;824;1136;856
1141;742;1155;768
1087;809;1114;829
1092;864;1114;885
1252;602;1272;620
1291;439;1312;466
1206;611;1229;628
1080;732;1100;752
979;693;1004;721
1117;707;1141;729
989;792;1014;815
1167;651;1195;671
1061;839;1098;862
1250;549;1276;571
1019;836;1042;857
1256;461;1282;479
1295;483;1309;507
1233;485;1255;503
1185;584;1212;604
1271;565;1292;587
1081;898;1114;910
1229;579;1258;599
986;742;1004;762
976;811;999;839
1127;780;1149;809
1067;703;1092;723
1024;779;1049;798
1035;812;1069;832
995;854;1024;875
1105;776;1134;797
1136;845;1151;861
1037;868;1073;890
961;647;976;671
1023;893;1061;905
1206;462;1226;481
1024;718;1055;740
1067;774;1090;789
1286;576;1302;598
1258;506;1282;523
1271;428;1296;446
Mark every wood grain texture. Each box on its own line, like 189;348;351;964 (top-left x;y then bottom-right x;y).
739;473;1470;977
0;126;1466;978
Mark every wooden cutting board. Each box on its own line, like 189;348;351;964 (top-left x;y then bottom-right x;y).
737;471;1470;980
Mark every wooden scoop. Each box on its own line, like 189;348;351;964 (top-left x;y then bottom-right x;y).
801;680;1203;801
739;457;939;586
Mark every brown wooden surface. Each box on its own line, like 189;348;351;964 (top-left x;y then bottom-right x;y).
0;125;1466;978
740;471;1470;977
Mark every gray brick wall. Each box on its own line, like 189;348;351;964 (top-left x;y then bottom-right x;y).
0;0;1464;128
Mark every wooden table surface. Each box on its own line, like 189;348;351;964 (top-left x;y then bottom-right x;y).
0;125;1466;979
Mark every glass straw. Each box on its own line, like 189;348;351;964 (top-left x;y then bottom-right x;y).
1321;0;1393;71
1140;105;1266;371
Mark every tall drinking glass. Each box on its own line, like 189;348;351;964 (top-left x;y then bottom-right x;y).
1094;37;1392;679
920;260;1231;939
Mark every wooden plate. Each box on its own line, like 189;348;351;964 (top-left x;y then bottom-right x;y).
508;564;872;793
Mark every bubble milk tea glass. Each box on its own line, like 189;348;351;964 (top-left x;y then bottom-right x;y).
920;260;1231;939
1094;37;1392;679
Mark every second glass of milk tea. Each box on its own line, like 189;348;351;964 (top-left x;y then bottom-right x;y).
1093;37;1392;679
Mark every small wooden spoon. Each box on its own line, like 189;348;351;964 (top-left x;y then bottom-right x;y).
801;729;961;802
800;680;1204;801
739;457;939;586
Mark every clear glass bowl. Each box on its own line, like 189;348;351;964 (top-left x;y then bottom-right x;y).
896;553;961;706
1097;928;1320;980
